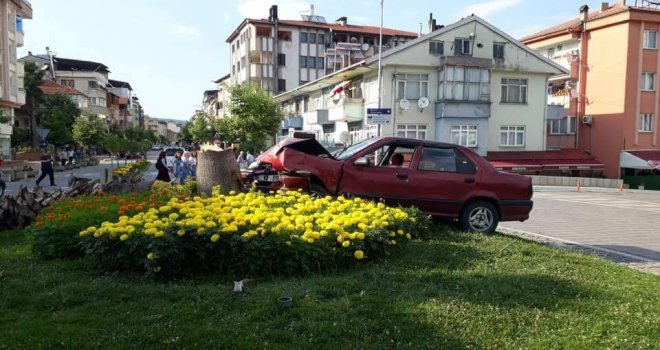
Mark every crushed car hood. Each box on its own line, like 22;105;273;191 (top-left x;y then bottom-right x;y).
256;138;334;168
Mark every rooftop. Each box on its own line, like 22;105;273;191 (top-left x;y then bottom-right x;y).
38;79;86;96
30;54;110;73
108;79;133;90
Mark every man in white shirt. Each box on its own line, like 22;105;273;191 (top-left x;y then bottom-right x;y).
245;151;255;165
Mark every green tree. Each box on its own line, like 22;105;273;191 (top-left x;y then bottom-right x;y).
177;122;193;145
215;83;283;151
189;113;213;145
10;127;30;147
23;61;46;147
72;114;106;157
42;94;81;146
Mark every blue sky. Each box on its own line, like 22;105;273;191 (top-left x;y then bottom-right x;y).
20;0;610;120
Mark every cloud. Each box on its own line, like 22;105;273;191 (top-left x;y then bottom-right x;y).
172;24;200;38
237;0;311;20
458;0;523;19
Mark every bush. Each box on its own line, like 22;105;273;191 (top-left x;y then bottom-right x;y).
80;190;430;278
31;191;175;260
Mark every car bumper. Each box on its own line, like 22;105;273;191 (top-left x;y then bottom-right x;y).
498;200;533;222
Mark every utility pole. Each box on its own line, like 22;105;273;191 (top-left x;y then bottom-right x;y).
376;0;383;136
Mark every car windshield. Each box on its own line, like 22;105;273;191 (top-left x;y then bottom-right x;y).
336;138;381;161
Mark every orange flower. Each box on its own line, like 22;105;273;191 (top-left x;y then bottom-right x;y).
118;210;126;216
99;207;108;214
135;204;144;211
118;199;126;205
109;195;118;202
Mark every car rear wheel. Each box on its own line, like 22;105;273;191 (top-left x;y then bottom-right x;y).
460;201;499;234
309;183;328;199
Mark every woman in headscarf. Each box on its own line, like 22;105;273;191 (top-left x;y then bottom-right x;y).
154;151;171;184
179;151;192;184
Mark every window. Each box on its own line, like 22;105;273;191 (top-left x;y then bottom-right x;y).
493;42;505;59
454;38;471;55
300;32;308;43
547;47;555;58
396;124;427;139
316;57;324;69
366;143;417;168
277;53;286;66
567;116;576;134
501;78;528;103
300;55;307;68
439;66;490;101
644;30;657;49
639;114;654;132
418;147;476;174
549;117;576;135
429;41;444;55
278;79;286;92
61;80;74;88
499;126;526;146
307;56;316;68
309;33;316;43
395;73;429;100
88;80;99;89
450;125;478;147
550;119;563;134
641;72;656;91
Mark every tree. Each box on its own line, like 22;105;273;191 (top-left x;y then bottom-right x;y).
72;114;106;157
23;61;46;147
42;94;81;147
215;83;283;151
177;122;193;145
189;113;213;145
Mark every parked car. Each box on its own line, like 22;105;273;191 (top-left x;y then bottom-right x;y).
151;145;163;151
251;137;533;233
165;147;185;168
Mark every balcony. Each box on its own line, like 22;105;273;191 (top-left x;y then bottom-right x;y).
250;63;273;79
328;97;364;122
16;30;24;47
435;101;491;119
281;117;303;129
546;104;567;120
0;123;12;136
17;89;25;105
250;36;273;53
303;109;330;124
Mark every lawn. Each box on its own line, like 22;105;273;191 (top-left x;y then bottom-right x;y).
1;226;658;349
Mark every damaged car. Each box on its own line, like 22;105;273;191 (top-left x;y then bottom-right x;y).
249;136;533;233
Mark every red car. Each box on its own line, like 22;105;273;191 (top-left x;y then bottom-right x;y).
254;137;533;233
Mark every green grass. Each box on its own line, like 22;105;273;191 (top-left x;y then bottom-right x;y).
1;227;658;349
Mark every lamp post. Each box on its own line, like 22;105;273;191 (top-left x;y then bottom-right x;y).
377;0;384;137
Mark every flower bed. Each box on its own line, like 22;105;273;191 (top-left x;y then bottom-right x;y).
80;190;429;278
112;160;150;179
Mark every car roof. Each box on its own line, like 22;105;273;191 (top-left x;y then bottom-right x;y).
373;136;458;149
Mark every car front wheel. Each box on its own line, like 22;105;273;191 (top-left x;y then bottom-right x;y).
460;201;499;234
309;183;328;199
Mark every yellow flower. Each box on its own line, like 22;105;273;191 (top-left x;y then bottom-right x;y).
153;266;161;272
177;229;186;237
354;250;365;260
405;233;412;240
211;234;220;242
147;252;155;260
120;234;129;241
342;240;351;248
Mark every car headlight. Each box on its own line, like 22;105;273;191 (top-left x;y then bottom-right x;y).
248;161;260;170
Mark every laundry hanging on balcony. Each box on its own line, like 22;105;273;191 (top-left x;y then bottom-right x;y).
329;81;352;98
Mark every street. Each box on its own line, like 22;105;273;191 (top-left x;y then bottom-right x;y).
502;187;660;270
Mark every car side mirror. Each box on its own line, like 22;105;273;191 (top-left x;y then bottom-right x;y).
354;157;370;166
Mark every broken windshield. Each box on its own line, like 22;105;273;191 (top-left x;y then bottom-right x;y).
336;138;381;161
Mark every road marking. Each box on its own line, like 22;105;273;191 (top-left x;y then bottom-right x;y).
499;226;660;264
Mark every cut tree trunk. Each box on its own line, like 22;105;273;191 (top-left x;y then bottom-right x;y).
197;148;243;195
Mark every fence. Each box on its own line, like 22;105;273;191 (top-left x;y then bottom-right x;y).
528;175;623;188
622;175;660;190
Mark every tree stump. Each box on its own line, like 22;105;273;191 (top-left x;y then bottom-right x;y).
197;148;242;195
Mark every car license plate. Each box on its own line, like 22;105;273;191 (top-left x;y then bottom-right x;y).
256;174;279;182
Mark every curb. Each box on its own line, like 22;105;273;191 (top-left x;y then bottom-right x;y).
499;226;660;276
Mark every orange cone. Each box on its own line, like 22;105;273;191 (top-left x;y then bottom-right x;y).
576;180;581;192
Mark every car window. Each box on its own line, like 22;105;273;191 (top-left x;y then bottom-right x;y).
363;144;416;168
336;138;381;160
418;147;476;174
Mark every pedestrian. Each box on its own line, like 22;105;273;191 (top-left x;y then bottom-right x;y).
58;149;67;166
172;151;183;184
189;150;198;178
236;151;246;169
246;150;255;166
153;151;171;184
68;149;74;163
179;151;192;184
36;152;56;187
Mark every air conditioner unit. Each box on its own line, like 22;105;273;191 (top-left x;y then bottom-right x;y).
582;115;593;125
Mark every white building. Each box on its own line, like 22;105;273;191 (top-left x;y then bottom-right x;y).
0;0;32;158
275;15;567;156
226;4;417;95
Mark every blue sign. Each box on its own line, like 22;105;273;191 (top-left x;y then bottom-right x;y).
39;140;48;149
367;108;392;125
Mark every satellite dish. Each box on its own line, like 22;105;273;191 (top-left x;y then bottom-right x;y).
418;97;430;109
361;43;369;51
399;98;410;110
339;131;351;144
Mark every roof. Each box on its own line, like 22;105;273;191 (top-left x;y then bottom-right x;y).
520;4;660;44
621;150;660;170
108;79;133;90
626;150;660;162
32;55;110;73
214;74;230;84
227;18;417;42
203;89;219;96
38;80;87;96
487;149;604;170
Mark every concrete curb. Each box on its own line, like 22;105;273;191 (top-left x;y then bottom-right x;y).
498;226;660;276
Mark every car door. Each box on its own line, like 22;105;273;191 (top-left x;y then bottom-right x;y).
411;146;479;217
339;140;420;208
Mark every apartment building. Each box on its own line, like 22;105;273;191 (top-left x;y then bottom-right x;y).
226;4;417;95
521;1;660;178
21;53;110;119
276;15;573;166
0;0;31;158
107;79;136;128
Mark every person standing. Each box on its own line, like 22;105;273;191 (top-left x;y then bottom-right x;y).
172;151;183;184
68;149;74;163
58;149;67;166
236;151;246;169
245;151;255;166
189;151;198;178
179;151;192;184
154;151;171;184
36;153;56;187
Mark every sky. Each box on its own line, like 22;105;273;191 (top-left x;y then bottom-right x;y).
19;0;614;120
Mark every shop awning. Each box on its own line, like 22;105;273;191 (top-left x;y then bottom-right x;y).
620;150;660;170
330;81;352;97
487;149;604;171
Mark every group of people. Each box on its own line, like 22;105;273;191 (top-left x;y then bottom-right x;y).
236;151;255;170
154;150;197;185
57;149;80;166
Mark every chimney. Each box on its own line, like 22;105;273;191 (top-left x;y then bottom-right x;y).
310;4;314;16
336;16;347;26
269;5;278;22
600;2;609;11
580;4;589;22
